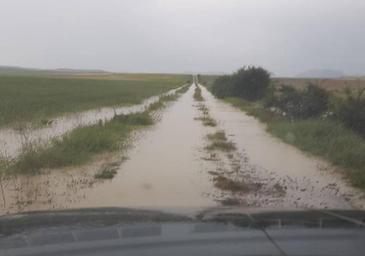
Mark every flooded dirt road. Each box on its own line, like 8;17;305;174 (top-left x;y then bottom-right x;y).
0;85;219;215
200;85;365;209
1;84;364;215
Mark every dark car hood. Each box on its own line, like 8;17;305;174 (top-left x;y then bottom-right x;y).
1;207;365;256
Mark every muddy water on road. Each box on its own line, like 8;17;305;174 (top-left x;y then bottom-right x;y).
68;85;218;210
0;87;182;159
0;85;219;215
2;84;365;216
201;85;365;209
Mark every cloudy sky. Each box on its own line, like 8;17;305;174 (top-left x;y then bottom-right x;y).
1;0;364;76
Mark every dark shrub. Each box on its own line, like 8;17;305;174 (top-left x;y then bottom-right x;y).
262;84;277;108
231;66;271;101
336;89;365;137
301;84;329;117
211;66;271;101
211;75;233;98
267;84;329;118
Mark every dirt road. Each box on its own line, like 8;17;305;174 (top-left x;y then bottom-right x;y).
1;84;364;215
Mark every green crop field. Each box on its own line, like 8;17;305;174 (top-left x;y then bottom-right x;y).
0;74;190;128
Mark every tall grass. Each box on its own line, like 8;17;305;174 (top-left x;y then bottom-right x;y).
222;97;365;189
0;74;188;127
269;119;365;187
12;112;152;174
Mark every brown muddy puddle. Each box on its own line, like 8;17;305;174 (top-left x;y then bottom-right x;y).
1;84;365;216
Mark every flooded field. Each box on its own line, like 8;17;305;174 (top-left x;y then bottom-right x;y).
0;87;181;158
1;84;365;215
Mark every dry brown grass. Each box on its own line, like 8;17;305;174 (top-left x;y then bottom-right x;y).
273;78;365;91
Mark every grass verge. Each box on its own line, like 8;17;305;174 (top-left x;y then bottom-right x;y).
223;97;365;189
269;119;365;187
11;112;151;174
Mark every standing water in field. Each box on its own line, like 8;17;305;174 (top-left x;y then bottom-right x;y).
0;87;182;159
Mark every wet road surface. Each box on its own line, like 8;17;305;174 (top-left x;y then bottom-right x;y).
1;84;364;215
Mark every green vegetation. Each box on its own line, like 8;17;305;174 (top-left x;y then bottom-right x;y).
95;168;118;179
263;84;330;118
148;88;187;112
2;89;187;175
202;67;365;189
195;97;217;127
206;141;236;152
222;96;365;189
197;74;217;90
210;66;270;100
335;88;365;136
11;112;150;174
207;131;227;141
268;119;365;187
197;115;217;127
198;104;209;115
175;84;190;94
112;112;154;126
213;175;248;192
0;74;188;127
206;131;236;152
193;85;204;101
94;162;121;179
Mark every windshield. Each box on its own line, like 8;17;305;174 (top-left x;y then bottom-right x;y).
0;0;364;224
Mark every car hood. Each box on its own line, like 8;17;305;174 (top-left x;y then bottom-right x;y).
1;207;365;256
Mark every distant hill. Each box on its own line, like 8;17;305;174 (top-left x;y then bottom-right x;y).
0;66;109;76
296;69;345;78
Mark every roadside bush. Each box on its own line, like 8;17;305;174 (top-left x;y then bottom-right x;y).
211;66;271;101
336;89;365;137
302;84;329;117
231;66;271;100
211;75;232;98
266;84;329;119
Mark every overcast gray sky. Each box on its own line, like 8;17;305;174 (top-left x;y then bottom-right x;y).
0;0;364;76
